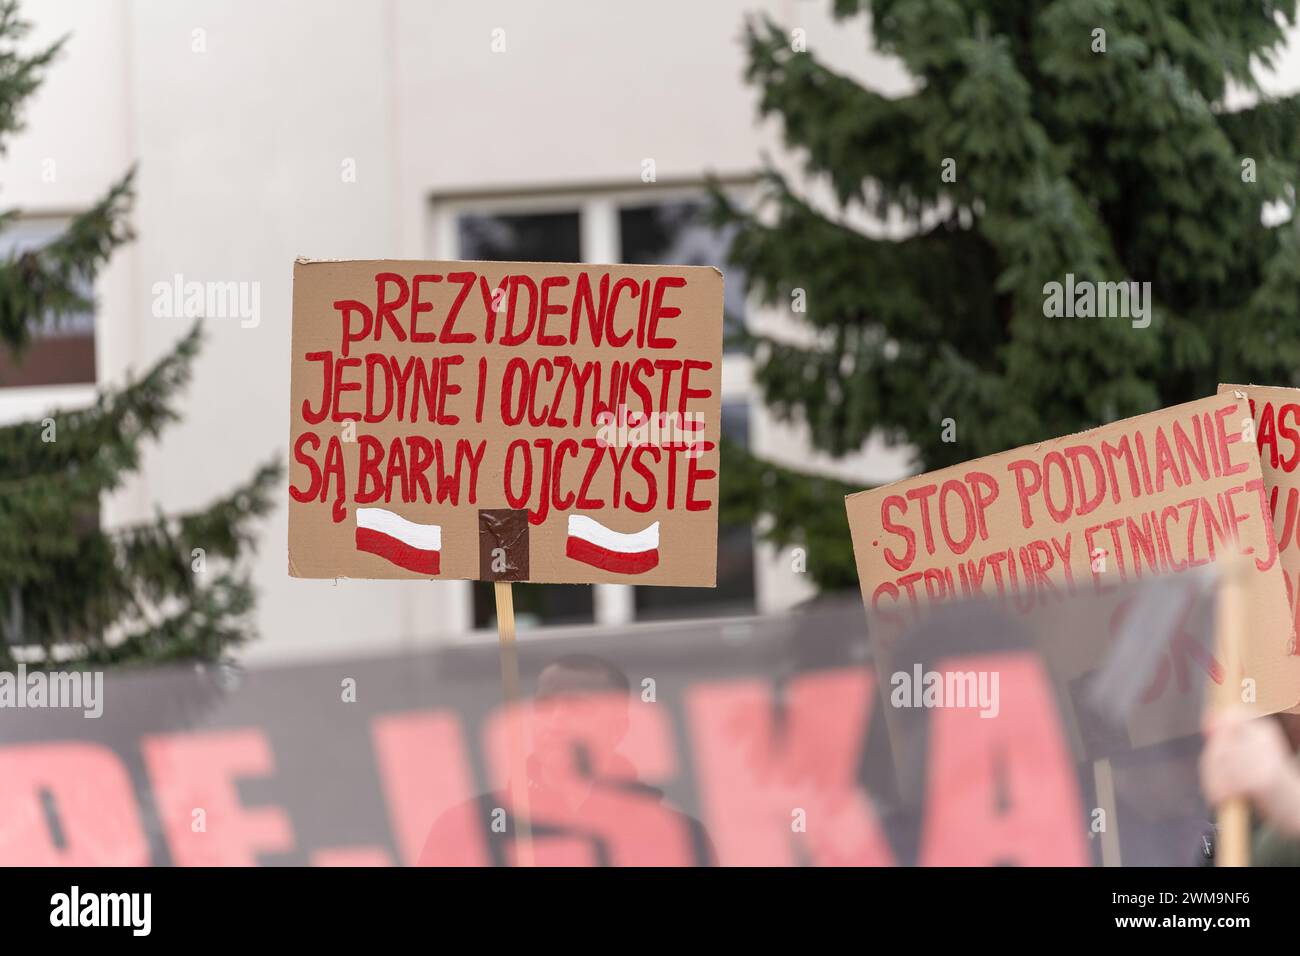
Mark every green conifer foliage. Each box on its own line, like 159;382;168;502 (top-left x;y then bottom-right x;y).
714;1;1300;590
0;1;279;666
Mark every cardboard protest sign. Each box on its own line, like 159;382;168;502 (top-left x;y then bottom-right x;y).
288;259;723;586
1218;384;1300;632
845;394;1300;717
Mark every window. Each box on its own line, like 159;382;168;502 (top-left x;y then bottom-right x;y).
445;188;757;627
618;200;746;351
635;399;755;620
458;210;581;264
0;217;95;389
462;209;595;629
0;219;99;649
619;199;755;619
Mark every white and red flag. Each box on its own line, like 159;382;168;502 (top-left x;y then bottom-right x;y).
565;515;660;574
355;507;442;574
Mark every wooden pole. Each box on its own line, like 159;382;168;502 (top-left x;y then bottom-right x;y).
1214;562;1249;868
494;581;522;700
494;581;535;867
1091;759;1122;866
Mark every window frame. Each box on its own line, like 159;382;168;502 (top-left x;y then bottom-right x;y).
430;182;758;628
0;214;98;423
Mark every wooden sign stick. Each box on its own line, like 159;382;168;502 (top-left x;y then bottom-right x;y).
1214;562;1249;868
1091;759;1122;866
494;581;535;867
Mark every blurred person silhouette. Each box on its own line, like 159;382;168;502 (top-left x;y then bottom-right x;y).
418;653;715;866
1200;709;1300;865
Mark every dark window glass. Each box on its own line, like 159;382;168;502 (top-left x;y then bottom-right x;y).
618;200;745;351
0;218;95;388
458;210;581;263
460;209;593;628
634;400;755;620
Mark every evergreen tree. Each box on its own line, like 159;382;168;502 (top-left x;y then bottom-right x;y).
714;0;1300;591
0;0;279;667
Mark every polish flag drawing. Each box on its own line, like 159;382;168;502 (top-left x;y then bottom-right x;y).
565;515;660;574
355;507;441;574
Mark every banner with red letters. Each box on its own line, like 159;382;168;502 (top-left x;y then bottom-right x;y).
0;584;1214;867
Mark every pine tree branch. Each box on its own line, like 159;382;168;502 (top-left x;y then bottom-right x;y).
742;11;1123;302
112;457;282;608
719;438;861;592
0;323;206;578
741;15;943;216
0;320;201;482
0;167;136;353
0;0;63;152
0;458;281;659
708;172;1005;345
1231;223;1300;380
1219;93;1300;158
1217;94;1300;206
34;571;258;668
